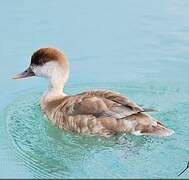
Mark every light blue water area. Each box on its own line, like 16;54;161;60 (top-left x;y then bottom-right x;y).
0;0;189;178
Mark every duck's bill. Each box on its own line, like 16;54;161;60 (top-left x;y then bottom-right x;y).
12;67;35;80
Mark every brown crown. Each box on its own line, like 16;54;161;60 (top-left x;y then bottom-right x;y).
30;47;65;66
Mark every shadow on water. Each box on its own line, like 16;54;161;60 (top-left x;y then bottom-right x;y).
4;82;189;178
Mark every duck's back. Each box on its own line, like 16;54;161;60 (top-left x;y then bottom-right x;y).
41;90;173;137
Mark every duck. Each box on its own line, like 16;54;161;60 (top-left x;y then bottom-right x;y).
12;47;174;137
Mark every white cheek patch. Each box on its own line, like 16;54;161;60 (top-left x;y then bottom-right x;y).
31;61;64;78
31;65;43;77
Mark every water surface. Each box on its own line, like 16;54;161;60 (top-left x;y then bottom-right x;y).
0;0;189;178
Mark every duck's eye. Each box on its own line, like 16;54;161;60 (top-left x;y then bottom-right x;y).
38;58;44;65
31;58;45;66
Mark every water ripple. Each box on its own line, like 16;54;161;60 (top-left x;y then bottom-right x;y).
4;82;189;178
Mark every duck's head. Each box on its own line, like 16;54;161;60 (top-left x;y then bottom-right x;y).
12;47;69;85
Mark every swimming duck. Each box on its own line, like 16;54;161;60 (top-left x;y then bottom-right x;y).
12;47;174;137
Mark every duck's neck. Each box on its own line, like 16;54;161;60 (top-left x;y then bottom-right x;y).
42;61;69;102
46;79;66;99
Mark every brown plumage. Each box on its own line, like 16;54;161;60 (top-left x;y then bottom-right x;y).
41;90;173;137
12;47;174;137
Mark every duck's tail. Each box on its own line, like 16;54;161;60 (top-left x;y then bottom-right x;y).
141;121;174;137
126;112;174;137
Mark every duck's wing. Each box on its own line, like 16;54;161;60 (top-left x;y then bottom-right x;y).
72;90;144;118
51;90;173;137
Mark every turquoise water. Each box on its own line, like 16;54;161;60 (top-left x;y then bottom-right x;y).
1;0;189;178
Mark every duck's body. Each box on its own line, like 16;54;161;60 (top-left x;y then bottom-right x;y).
13;47;174;137
41;90;172;137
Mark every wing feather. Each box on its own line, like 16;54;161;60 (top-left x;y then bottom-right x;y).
70;90;144;118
